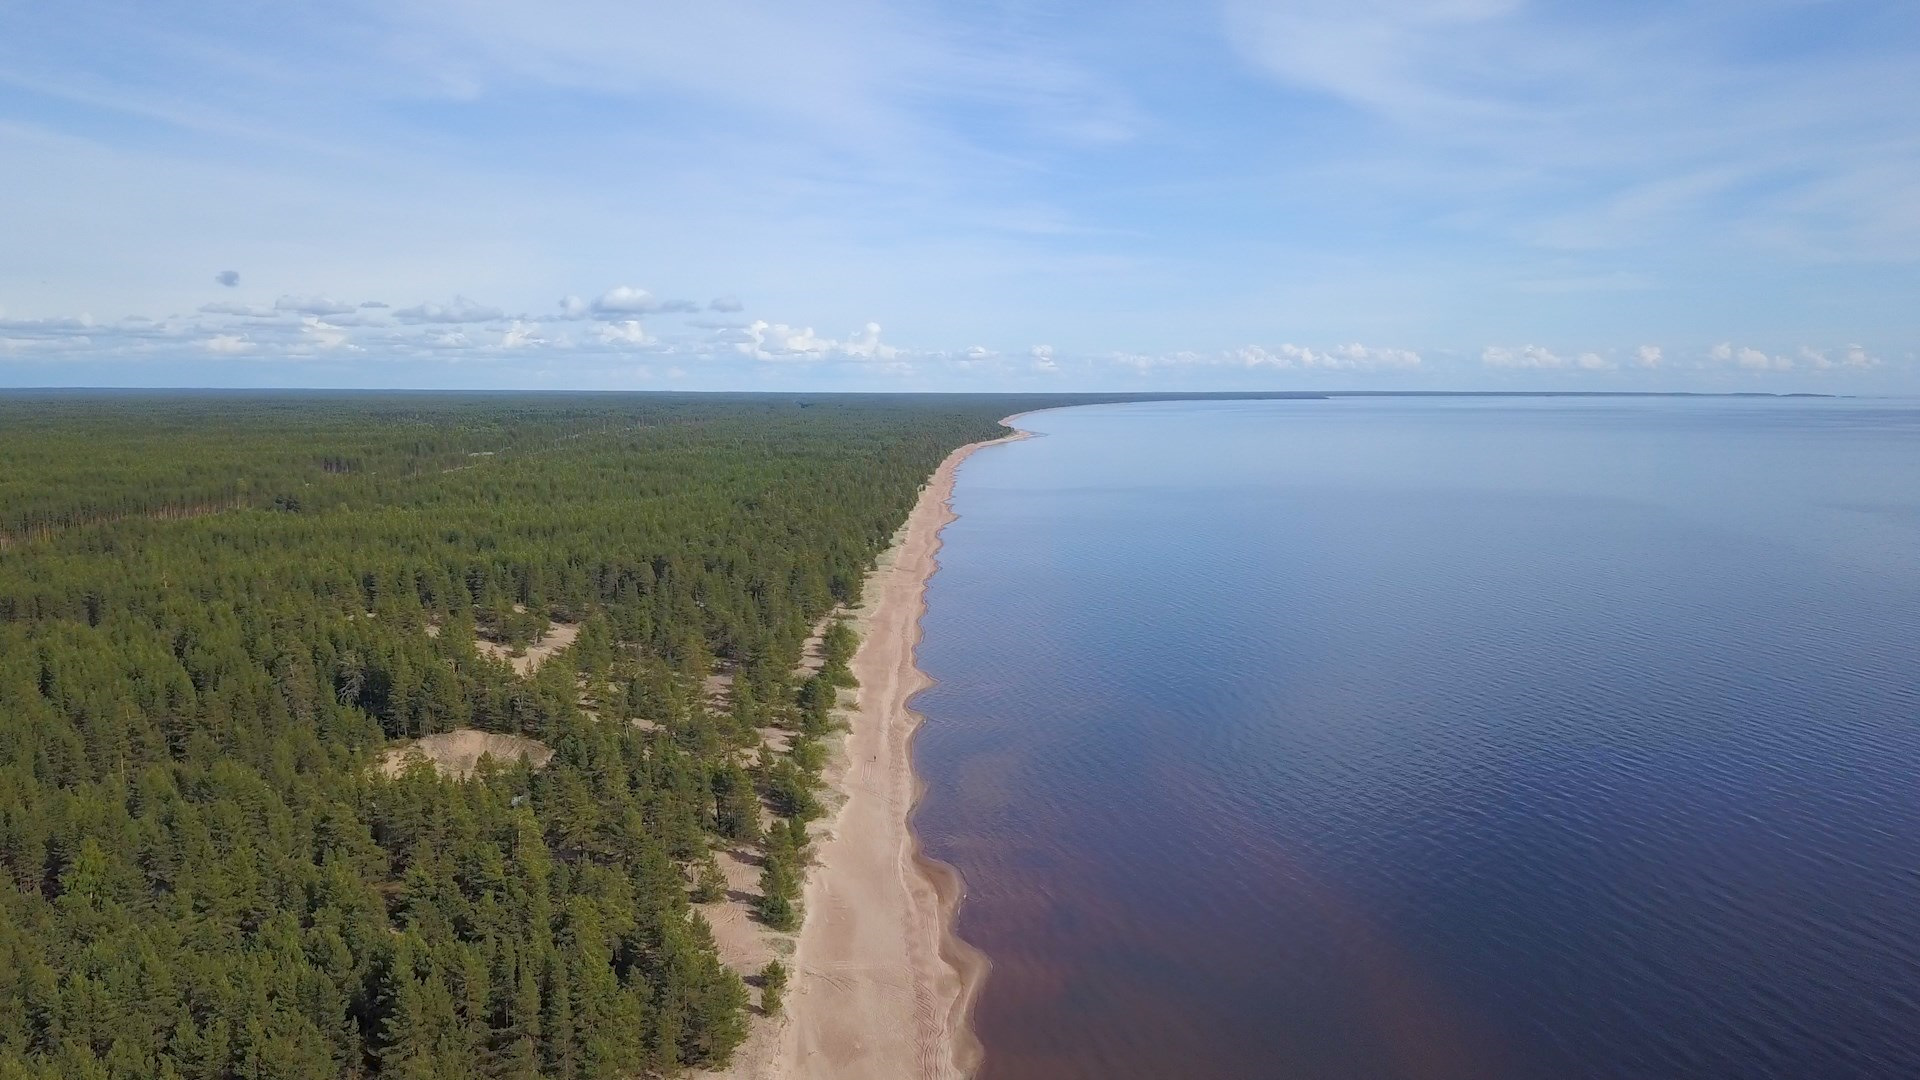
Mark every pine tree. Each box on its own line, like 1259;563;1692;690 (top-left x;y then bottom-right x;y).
759;960;788;1016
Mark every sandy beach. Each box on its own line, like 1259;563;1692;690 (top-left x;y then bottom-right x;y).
712;419;1025;1080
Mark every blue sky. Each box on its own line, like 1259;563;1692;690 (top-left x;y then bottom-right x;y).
2;0;1917;391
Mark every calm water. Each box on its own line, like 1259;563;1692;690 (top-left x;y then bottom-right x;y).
912;397;1920;1080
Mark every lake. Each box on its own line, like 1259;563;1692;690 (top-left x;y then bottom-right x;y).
912;397;1920;1080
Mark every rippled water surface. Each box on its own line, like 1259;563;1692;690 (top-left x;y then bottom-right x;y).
912;397;1920;1080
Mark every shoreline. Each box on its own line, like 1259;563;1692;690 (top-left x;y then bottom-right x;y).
716;417;1030;1080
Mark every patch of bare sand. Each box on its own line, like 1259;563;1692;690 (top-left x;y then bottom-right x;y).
792;609;843;680
705;670;736;710
378;729;554;780
705;419;1026;1080
697;844;791;985
697;614;847;1006
476;618;580;677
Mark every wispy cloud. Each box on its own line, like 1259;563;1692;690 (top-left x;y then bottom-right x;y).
0;1;1914;388
1225;0;1920;262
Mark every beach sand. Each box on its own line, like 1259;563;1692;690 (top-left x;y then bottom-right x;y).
710;421;1025;1080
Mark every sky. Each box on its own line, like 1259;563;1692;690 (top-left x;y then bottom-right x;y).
2;0;1917;392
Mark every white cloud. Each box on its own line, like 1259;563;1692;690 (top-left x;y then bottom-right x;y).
840;322;896;360
1797;344;1880;370
199;301;275;317
1237;342;1422;370
590;286;700;316
1480;344;1609;370
558;295;589;318
0;314;96;334
7;273;1906;390
1843;345;1879;369
395;296;506;324
500;320;545;348
275;295;356;317
1708;342;1789;372
593;287;654;314
299;317;356;351
733;319;899;362
319;308;396;328
595;319;651;346
708;295;744;313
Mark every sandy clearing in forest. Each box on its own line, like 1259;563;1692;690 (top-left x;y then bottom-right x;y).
699;844;790;976
698;612;846;1017
475;618;580;676
706;419;1026;1080
377;729;553;780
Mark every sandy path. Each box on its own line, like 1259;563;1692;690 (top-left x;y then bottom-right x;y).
713;420;1026;1080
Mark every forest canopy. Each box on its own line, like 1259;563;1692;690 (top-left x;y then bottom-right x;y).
0;391;1050;1080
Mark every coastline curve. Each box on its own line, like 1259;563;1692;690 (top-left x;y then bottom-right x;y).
715;415;1032;1080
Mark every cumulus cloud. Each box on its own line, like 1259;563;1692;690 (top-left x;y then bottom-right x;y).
10;276;1904;389
1481;344;1612;370
1236;342;1423;370
594;287;653;313
1088;342;1424;374
1708;342;1791;371
214;270;240;288
590;286;700;316
199;301;274;317
275;295;357;317
732;319;900;362
1697;342;1877;373
708;295;744;313
395;296;506;324
839;322;896;360
0;314;97;334
500;321;546;349
299;318;356;351
595;319;652;346
1797;344;1880;370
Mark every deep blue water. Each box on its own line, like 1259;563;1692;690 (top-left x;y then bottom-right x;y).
912;397;1920;1080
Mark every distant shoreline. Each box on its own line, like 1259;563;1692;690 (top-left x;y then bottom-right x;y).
718;416;1029;1080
